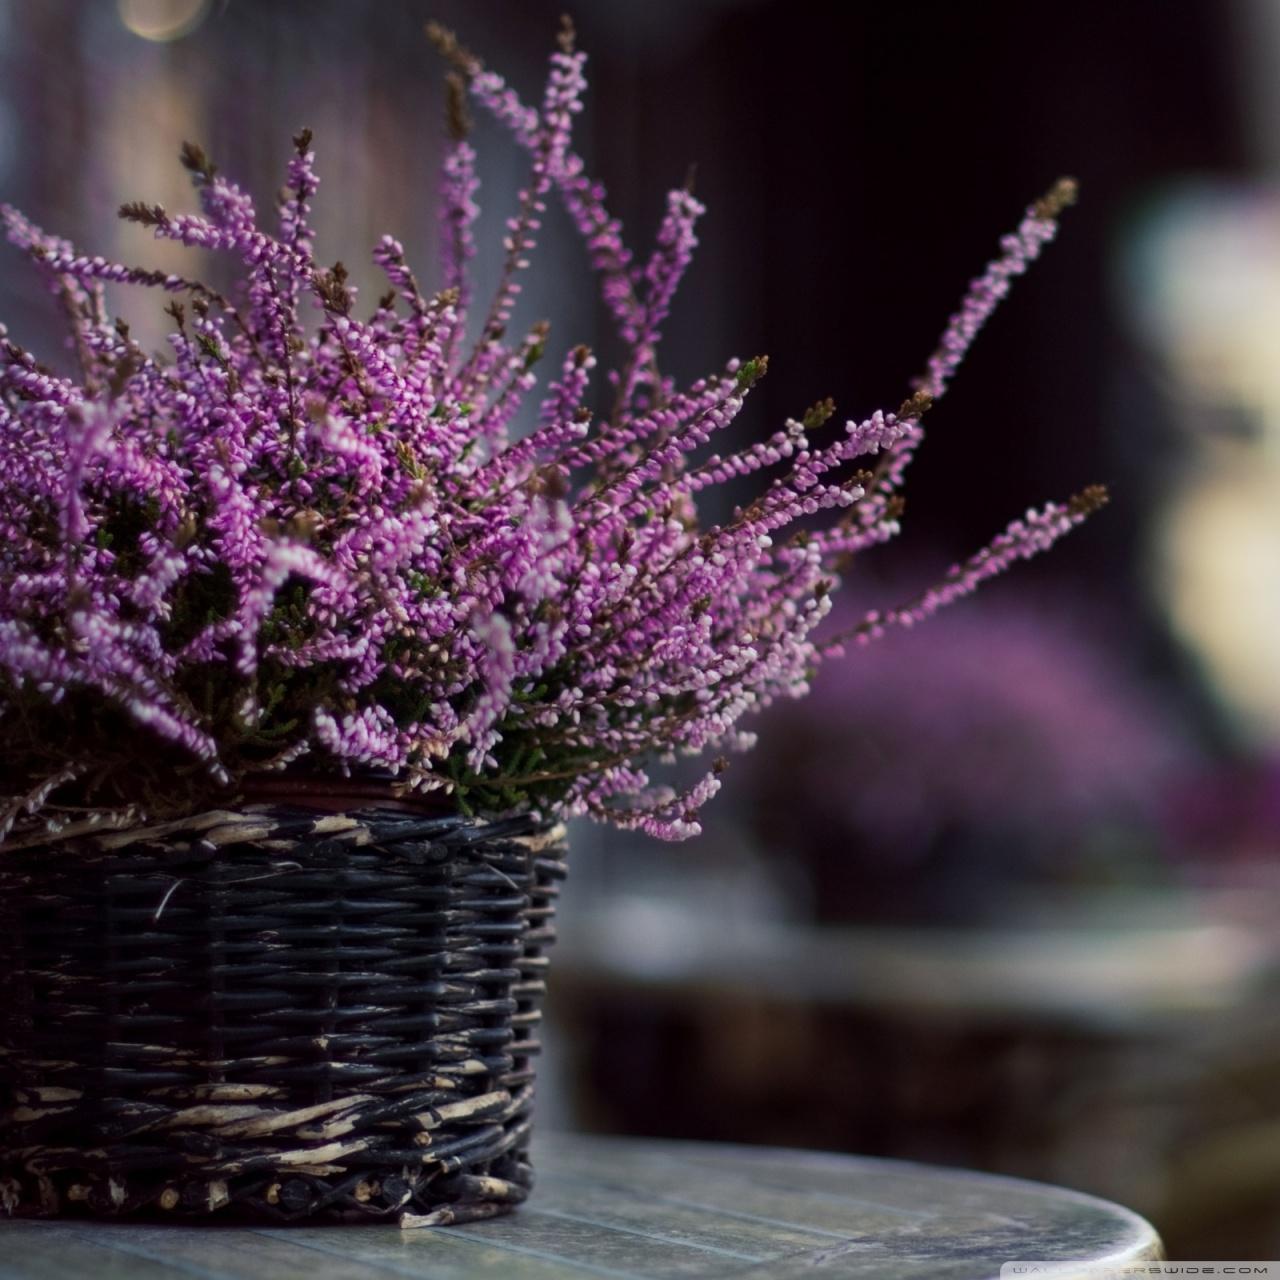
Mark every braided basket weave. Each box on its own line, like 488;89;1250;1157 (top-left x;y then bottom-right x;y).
0;804;567;1226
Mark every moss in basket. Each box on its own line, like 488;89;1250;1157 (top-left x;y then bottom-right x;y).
0;16;1102;845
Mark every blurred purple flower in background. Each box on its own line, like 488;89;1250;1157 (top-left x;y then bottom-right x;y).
1170;754;1280;875
740;588;1193;920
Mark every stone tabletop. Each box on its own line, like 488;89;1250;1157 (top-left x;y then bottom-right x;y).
1;1132;1163;1279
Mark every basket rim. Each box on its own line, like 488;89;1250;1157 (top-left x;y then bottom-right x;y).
0;800;565;856
237;773;455;815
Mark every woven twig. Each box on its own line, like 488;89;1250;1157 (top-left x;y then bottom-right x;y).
0;805;567;1225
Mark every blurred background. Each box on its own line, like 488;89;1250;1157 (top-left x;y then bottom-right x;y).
5;0;1280;1257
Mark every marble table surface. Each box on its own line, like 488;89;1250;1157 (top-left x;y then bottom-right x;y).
0;1132;1163;1279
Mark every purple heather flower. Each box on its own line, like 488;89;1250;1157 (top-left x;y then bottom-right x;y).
0;21;1095;842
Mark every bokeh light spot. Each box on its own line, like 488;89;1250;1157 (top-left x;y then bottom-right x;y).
117;0;210;43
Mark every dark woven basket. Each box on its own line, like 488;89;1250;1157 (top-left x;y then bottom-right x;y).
0;803;567;1226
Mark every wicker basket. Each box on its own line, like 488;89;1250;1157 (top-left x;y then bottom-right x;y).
0;803;567;1226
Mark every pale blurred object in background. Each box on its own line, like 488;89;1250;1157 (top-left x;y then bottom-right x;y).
1124;183;1280;748
116;0;211;44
